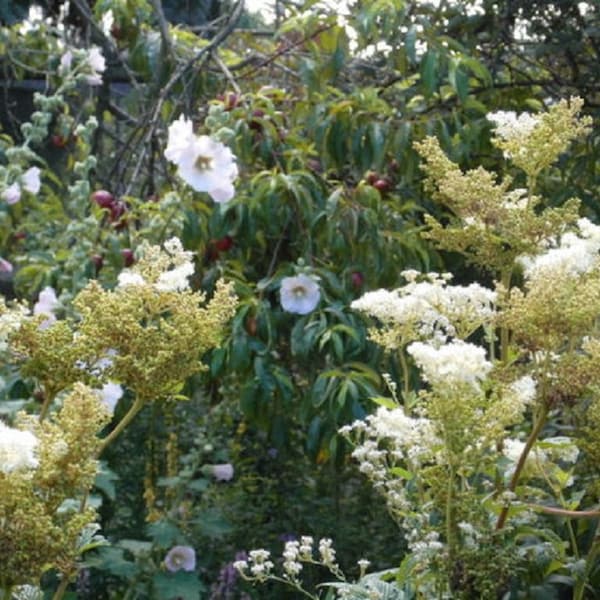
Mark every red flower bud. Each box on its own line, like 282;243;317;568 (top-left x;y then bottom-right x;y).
91;190;115;209
121;248;134;267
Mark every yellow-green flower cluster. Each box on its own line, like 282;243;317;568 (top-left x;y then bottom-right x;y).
0;384;110;587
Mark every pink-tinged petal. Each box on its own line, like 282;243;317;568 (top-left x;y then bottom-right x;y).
2;182;21;205
0;258;13;273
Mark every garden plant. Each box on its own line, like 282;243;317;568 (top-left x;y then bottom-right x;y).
0;1;600;599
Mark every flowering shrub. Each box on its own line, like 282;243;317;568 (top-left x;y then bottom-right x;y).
236;100;600;599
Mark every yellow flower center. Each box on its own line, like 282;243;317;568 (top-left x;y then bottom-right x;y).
194;154;213;171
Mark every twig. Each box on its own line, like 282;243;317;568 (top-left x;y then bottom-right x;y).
212;52;241;94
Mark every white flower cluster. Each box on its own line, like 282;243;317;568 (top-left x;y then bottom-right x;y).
1;166;41;205
340;406;439;514
155;238;195;292
351;271;496;347
59;46;106;86
0;300;30;352
282;540;303;579
518;218;600;281
235;549;274;581
117;237;195;292
407;339;492;391
488;110;540;142
0;421;39;474
318;538;337;568
405;529;445;569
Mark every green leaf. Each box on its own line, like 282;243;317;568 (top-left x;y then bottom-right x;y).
152;571;206;600
146;520;182;548
420;50;438;97
94;461;119;501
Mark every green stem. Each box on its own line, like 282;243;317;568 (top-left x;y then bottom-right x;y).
499;269;512;364
574;526;600;600
496;403;550;530
98;396;146;456
38;386;56;421
445;466;457;562
399;347;411;401
51;575;70;600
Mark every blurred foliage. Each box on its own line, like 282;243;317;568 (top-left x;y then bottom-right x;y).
1;0;599;598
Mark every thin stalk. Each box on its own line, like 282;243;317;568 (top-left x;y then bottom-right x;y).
574;525;600;600
38;386;56;421
398;346;411;400
98;396;146;456
496;403;550;530
499;269;512;364
445;467;457;562
51;576;70;600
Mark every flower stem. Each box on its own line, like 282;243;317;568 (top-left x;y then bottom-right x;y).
496;403;549;530
399;347;411;400
98;396;146;456
51;575;70;600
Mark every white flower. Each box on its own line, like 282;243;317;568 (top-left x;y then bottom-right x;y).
22;167;41;194
519;218;600;280
0;421;39;473
318;538;337;567
2;182;21;205
86;46;106;86
280;274;320;314
165;115;238;203
98;382;123;414
33;286;59;329
211;463;234;481
407;339;492;391
155;261;194;292
488;110;540;141
117;271;145;288
164;545;196;572
101;9;114;36
509;375;537;406
59;50;73;74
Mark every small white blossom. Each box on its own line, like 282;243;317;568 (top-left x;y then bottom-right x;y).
117;271;145;288
318;538;337;567
2;182;21;205
155;261;195;292
101;9;114;36
280;274;321;315
488;110;540;142
233;559;248;572
0;421;39;473
86;46;106;85
33;286;59;329
211;463;234;481
22;167;41;194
